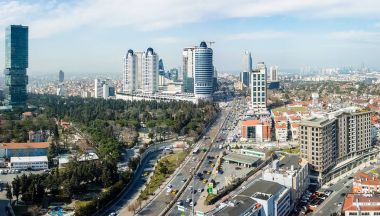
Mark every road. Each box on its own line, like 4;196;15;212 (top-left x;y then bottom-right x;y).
312;165;374;216
100;146;166;216
167;98;245;216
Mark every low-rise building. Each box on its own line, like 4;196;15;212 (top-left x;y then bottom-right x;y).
241;119;271;142
223;152;261;168
0;142;49;158
262;155;309;205
275;123;287;142
352;171;380;194
240;148;270;160
343;193;380;216
10;156;48;170
217;196;263;216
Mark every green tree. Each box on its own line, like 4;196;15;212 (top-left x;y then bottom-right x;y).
12;176;21;202
6;183;12;201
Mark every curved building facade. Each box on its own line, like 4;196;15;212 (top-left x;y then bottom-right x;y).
194;42;214;100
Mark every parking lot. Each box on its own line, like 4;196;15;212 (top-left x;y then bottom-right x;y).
295;189;333;215
0;169;45;184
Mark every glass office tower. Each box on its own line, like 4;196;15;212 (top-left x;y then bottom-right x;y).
4;25;29;107
194;41;214;100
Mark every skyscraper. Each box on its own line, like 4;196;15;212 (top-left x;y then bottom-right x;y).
240;51;253;87
269;66;278;81
122;48;158;94
59;70;64;83
183;47;195;93
142;48;159;93
194;41;214;100
251;62;267;112
4;25;29;107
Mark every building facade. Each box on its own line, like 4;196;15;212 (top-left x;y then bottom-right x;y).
241;119;271;142
10;156;48;170
123;48;158;94
183;47;195;93
299;117;337;183
4;25;29;107
251;62;267;112
269;66;278;81
194;41;214;100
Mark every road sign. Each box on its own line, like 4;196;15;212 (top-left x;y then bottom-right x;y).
178;205;186;212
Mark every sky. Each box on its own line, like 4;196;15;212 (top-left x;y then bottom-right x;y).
0;0;380;76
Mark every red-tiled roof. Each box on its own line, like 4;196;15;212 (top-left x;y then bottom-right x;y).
343;194;380;212
0;142;49;149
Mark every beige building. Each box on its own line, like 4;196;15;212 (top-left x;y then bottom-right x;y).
299;117;337;181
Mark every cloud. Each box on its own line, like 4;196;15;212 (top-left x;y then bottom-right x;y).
329;31;380;43
226;31;294;40
0;0;379;38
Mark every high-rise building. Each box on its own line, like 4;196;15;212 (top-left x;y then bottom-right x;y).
250;62;267;112
240;71;250;87
142;48;159;93
4;25;29;107
122;48;158;94
94;79;103;98
194;41;214;100
334;110;371;160
183;47;195;93
57;84;65;97
299;117;337;184
269;66;278;81
123;49;137;93
243;51;252;73
59;70;64;83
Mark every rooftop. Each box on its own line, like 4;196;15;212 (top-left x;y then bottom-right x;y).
354;171;380;186
241;179;285;198
0;142;49;149
300;117;335;127
217;196;260;216
223;152;260;165
279;154;301;170
343;193;380;212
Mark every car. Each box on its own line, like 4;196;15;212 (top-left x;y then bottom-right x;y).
172;189;177;195
198;188;204;193
167;184;173;189
341;193;346;197
203;179;208;184
211;163;215;168
186;198;192;203
337;202;342;206
189;201;196;207
181;178;187;183
177;200;183;206
235;167;242;170
166;188;172;193
207;171;211;175
108;213;116;216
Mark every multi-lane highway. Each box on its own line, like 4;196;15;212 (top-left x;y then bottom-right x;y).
167;98;246;216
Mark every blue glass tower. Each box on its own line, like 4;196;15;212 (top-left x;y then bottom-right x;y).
194;41;214;100
4;25;29;107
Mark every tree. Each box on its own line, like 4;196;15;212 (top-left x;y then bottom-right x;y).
12;176;21;202
6;183;12;201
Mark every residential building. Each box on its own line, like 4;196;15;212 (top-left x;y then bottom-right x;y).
142;47;159;93
248;180;291;216
334;110;372;160
194;41;214;100
275;122;288;142
262;155;309;205
0;142;49;158
352;171;380;194
342;193;380;216
10;156;48;170
4;25;29;107
251;62;267;112
299;117;337;184
241;119;271;142
123;48;159;94
123;49;137;92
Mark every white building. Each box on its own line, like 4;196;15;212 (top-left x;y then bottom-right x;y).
262;155;309;205
183;47;195;93
10;156;48;170
194;42;214;100
248;180;291;216
123;48;159;94
94;79;103;98
56;84;65;96
243;51;253;73
275;122;287;142
251;62;267;112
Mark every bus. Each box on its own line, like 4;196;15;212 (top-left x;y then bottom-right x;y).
192;147;200;154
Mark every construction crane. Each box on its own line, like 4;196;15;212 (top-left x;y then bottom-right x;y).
207;41;215;47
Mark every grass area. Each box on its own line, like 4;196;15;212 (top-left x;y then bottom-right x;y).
281;146;300;154
370;169;379;174
139;151;188;200
272;106;307;112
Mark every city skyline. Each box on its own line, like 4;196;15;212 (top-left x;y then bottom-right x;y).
0;0;379;75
